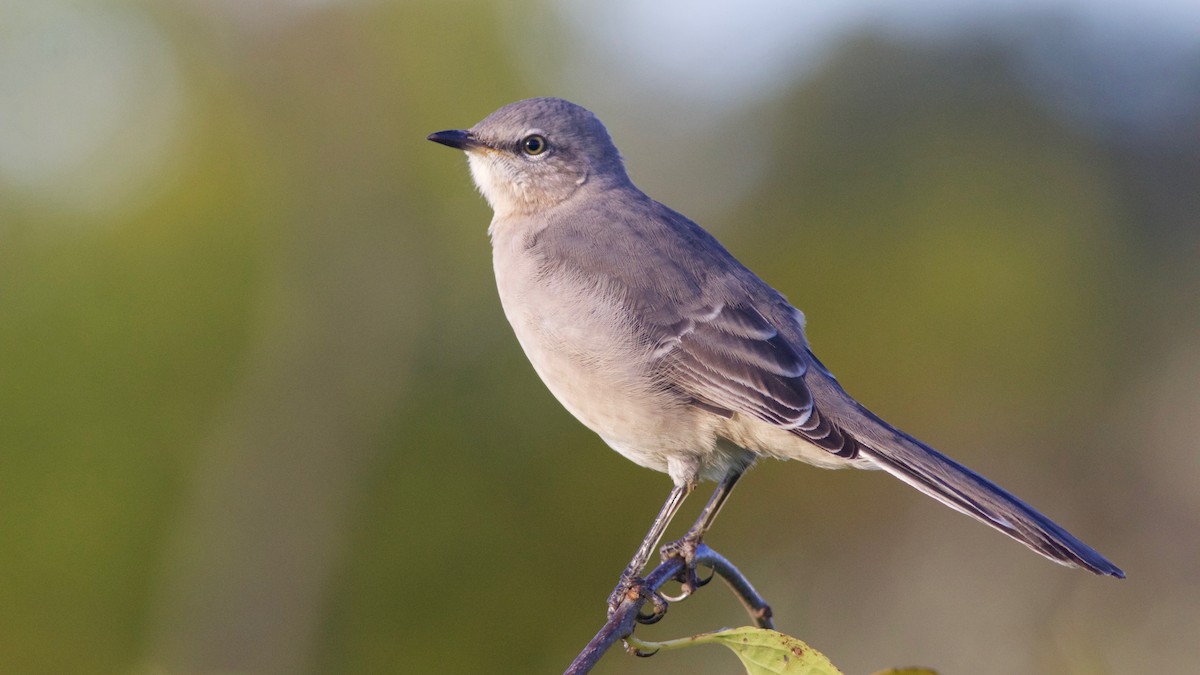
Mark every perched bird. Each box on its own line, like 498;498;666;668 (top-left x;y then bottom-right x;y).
427;97;1124;611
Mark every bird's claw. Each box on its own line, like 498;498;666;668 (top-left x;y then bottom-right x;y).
607;575;669;624
659;535;713;601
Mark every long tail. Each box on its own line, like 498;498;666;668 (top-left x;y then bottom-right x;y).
811;374;1124;577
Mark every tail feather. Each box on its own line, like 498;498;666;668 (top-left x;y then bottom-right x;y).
859;433;1123;577
807;373;1125;577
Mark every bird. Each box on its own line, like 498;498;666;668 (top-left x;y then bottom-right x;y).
427;97;1124;612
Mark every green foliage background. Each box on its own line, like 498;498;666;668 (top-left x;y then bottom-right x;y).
1;2;1197;674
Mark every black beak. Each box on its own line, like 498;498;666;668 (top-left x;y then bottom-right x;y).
427;129;477;150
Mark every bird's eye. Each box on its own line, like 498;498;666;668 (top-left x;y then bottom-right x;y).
521;134;548;156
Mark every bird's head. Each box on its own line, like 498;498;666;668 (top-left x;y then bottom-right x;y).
428;97;629;218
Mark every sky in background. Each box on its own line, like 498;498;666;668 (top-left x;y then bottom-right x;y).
554;0;1200;95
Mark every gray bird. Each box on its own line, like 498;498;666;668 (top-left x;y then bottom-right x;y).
428;97;1124;611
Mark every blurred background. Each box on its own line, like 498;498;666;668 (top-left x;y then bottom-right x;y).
1;0;1198;673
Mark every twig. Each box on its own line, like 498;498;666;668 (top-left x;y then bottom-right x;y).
702;546;774;629
563;544;773;674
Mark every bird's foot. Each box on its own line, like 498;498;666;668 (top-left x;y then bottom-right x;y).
658;535;715;602
607;574;669;624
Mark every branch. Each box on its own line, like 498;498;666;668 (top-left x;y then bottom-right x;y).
563;544;773;674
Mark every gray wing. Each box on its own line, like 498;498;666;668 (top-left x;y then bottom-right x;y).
645;299;862;459
536;194;865;457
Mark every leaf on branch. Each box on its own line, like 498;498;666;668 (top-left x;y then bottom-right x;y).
630;626;843;675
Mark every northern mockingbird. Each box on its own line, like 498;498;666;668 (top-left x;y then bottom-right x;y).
428;97;1123;611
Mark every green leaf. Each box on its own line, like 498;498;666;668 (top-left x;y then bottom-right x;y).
628;626;844;675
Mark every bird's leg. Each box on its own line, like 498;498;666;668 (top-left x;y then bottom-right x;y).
607;482;693;621
659;468;744;601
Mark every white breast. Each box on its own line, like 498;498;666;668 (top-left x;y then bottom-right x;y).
489;222;723;479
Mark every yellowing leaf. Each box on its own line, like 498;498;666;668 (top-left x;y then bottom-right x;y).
630;626;843;675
